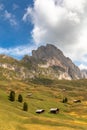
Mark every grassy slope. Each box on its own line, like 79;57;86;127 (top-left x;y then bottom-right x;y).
0;79;87;130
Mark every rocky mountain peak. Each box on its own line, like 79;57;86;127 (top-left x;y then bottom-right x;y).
32;44;63;60
22;44;82;80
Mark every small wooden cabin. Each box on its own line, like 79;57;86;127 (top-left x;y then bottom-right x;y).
36;109;45;114
50;108;59;114
26;93;32;98
73;100;81;103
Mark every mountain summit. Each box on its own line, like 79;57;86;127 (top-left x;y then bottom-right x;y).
22;44;82;80
32;44;63;59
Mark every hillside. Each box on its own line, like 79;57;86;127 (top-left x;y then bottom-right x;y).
0;79;87;130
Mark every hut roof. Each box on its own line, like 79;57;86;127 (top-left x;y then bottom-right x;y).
36;109;45;113
50;108;59;111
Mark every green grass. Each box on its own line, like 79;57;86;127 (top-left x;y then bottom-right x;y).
0;79;87;130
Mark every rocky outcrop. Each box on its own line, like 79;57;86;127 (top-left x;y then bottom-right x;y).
22;44;82;80
81;69;87;78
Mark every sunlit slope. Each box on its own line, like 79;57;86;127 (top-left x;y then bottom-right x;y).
0;79;87;130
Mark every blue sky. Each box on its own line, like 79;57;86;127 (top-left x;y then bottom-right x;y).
0;0;33;48
0;0;87;69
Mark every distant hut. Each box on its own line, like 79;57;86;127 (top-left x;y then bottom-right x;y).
36;109;45;114
26;93;32;98
73;100;81;103
50;108;59;114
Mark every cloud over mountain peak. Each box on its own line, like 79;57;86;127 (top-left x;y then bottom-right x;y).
23;0;87;69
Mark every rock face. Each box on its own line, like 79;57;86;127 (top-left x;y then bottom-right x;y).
81;69;87;78
0;44;82;80
22;44;82;80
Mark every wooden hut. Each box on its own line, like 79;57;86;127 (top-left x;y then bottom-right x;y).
36;109;45;114
50;108;59;114
73;100;81;103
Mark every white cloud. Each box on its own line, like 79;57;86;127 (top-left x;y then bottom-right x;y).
79;64;87;70
4;10;18;26
23;0;87;67
63;0;86;13
0;44;38;58
23;7;32;22
0;3;18;27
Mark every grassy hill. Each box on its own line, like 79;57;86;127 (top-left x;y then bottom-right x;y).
0;78;87;130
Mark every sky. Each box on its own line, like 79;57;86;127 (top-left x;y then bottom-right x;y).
0;0;87;69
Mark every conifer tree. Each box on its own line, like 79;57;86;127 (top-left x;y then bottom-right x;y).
62;97;68;103
9;91;15;101
23;102;28;111
18;94;23;103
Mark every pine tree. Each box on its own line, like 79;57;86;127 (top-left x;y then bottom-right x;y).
9;91;15;101
23;102;28;111
64;97;68;103
18;94;23;103
62;97;68;103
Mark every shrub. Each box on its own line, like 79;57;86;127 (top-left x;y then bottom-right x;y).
9;91;15;101
62;97;68;103
18;94;23;103
23;102;28;111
